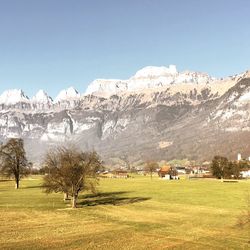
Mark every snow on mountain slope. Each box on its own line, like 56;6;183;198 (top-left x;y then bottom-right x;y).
0;65;247;111
239;91;250;102
208;78;250;132
0;68;250;163
85;79;128;96
84;65;218;96
54;87;80;103
0;89;29;105
31;90;53;109
133;65;178;78
32;90;53;104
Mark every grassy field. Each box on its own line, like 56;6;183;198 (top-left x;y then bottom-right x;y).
0;176;249;249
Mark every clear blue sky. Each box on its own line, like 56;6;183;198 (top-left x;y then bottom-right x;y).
0;0;250;98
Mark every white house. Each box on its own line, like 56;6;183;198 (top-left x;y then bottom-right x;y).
240;169;250;178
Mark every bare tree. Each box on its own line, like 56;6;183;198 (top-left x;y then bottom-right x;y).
121;155;131;170
42;147;102;208
144;161;159;179
0;138;30;189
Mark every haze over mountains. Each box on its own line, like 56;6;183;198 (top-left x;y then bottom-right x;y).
1;65;250;165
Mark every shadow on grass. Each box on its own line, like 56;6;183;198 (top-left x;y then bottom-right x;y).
79;191;130;199
22;186;41;189
78;191;151;207
0;179;12;182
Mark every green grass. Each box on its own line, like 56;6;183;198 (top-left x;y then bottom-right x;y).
0;176;249;249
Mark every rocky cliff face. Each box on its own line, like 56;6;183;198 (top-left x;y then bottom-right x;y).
0;66;249;164
84;65;217;96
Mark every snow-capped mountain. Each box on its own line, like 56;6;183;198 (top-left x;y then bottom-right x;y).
32;90;52;103
0;65;250;164
0;89;29;105
54;87;80;103
0;65;238;109
209;77;250;132
53;87;81;109
85;65;217;96
31;90;53;109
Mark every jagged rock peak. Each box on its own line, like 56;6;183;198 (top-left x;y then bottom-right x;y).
32;89;53;104
84;79;128;96
54;87;80;103
84;65;217;96
0;89;29;105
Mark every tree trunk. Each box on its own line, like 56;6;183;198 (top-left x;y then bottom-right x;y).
64;192;69;201
72;195;77;208
15;179;19;189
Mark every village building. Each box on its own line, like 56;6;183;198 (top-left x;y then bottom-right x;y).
240;168;250;178
112;169;129;178
158;165;179;180
175;166;186;174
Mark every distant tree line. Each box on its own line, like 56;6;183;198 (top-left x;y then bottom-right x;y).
211;155;249;179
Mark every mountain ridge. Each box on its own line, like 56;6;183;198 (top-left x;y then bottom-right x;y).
0;65;246;110
1;66;250;165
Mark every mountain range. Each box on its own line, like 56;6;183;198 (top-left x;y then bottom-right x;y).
1;65;250;166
